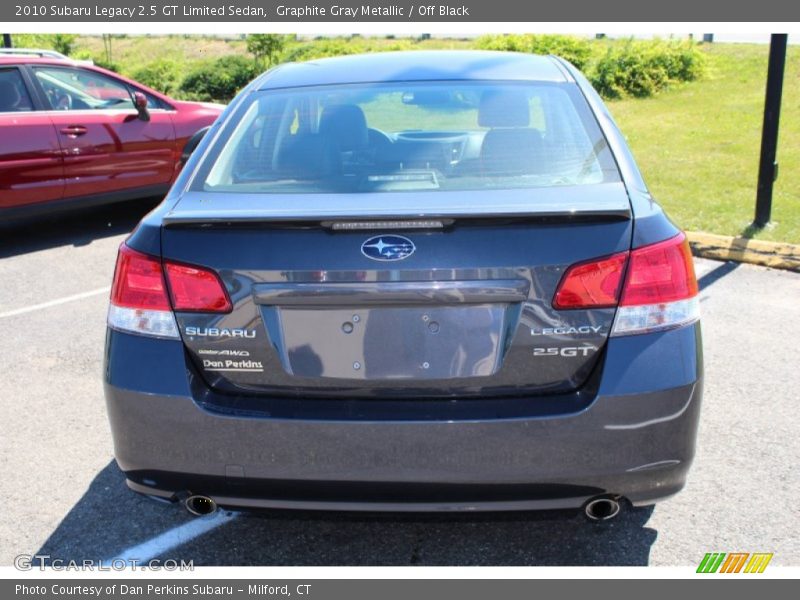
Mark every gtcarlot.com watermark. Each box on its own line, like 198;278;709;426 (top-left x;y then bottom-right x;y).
14;554;193;571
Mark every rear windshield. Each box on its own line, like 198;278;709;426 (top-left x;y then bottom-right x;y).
193;81;619;194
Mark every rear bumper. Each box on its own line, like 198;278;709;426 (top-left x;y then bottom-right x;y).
104;323;703;512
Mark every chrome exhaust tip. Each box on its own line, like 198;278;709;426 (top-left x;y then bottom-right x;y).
184;494;217;516
584;496;622;521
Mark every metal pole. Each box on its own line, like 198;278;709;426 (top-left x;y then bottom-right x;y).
2;34;12;48
754;33;788;227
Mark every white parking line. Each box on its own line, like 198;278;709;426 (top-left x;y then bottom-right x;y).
0;286;110;319
105;512;238;564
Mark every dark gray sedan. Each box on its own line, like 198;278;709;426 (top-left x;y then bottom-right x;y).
104;51;702;521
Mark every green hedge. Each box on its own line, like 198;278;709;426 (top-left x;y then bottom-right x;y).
475;34;594;71
178;55;260;103
591;39;706;99
131;59;181;95
282;38;414;63
475;34;705;99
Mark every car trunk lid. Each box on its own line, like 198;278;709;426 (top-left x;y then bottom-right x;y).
161;184;632;398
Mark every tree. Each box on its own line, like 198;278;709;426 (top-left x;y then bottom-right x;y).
51;34;77;56
246;34;287;69
102;34;113;65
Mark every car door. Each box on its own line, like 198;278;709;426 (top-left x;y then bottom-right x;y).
30;65;176;200
0;66;65;211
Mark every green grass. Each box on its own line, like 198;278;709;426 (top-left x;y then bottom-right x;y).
53;36;800;243
610;43;800;243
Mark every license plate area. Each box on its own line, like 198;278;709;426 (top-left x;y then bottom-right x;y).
254;280;528;381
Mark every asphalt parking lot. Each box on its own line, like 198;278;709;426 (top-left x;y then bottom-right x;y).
1;202;799;567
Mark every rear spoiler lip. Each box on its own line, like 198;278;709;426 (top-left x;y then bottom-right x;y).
162;207;631;226
162;183;632;226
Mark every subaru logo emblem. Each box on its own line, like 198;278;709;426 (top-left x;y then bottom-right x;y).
361;235;416;261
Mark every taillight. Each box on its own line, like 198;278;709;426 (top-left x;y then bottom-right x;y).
620;232;698;306
110;245;170;310
552;233;700;337
553;252;628;310
164;261;232;313
108;244;232;338
108;245;178;339
612;233;699;336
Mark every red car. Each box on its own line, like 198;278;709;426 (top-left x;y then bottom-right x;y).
0;53;224;221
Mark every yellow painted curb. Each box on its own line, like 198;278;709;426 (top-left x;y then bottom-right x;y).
686;231;800;272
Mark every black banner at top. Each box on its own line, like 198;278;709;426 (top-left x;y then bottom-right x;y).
3;0;800;22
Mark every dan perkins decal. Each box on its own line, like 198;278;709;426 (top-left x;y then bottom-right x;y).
202;358;263;372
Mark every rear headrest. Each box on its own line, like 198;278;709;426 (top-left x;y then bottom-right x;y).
478;89;530;128
0;80;21;106
319;104;368;151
